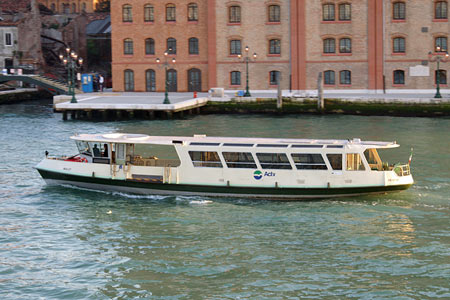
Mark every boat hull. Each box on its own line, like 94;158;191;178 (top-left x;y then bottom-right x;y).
37;169;413;200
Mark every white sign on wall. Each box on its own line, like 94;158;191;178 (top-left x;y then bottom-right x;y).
410;65;430;77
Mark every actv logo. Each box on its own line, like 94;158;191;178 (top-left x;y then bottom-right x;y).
253;170;276;180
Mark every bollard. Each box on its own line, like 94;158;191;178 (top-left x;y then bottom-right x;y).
193;91;197;98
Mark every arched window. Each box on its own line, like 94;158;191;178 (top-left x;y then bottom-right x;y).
393;70;405;84
436;70;447;84
340;70;351;85
189;38;199;54
270;71;281;85
393;37;405;53
51;3;56;12
323;38;336;53
435;1;448;19
323;4;335;21
229;6;241;23
167;38;176;54
269;39;281;54
188;68;202;92
144;4;154;22
231;71;241;85
145;38;155;55
82;3;86;11
146;69;156;92
124;38;133;55
63;3;70;14
123;4;132;22
435;36;448;52
166;4;176;21
188;3;198;21
338;3;351;21
393;2;406;20
72;3;76;13
324;70;335;85
268;5;281;22
124;69;134;91
230;40;241;55
339;38;351;53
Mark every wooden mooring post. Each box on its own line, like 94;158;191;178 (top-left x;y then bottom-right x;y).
317;72;324;112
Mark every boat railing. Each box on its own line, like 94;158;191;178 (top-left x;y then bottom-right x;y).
393;164;411;177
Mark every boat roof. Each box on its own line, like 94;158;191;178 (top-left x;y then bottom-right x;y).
71;133;400;149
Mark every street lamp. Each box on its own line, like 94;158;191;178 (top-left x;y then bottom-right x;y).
59;47;83;103
156;49;176;104
238;46;257;97
428;46;449;99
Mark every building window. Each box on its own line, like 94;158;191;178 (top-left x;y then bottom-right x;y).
82;3;86;11
5;33;12;46
124;69;134;91
167;38;177;54
229;6;241;23
323;38;336;53
146;69;156;92
145;38;155;55
189;37;199;54
393;37;406;53
270;71;280;85
339;38;352;53
436;70;447;84
231;71;241;85
188;3;198;21
435;37;448;51
268;5;281;22
393;2;406;20
338;3;351;21
144;4;154;22
166;4;176;21
435;1;448;19
340;70;351;85
324;70;335;85
72;3;76;13
269;39;281;54
393;70;405;84
230;40;242;55
122;4;132;22
323;4;335;21
63;3;70;14
124;38;133;55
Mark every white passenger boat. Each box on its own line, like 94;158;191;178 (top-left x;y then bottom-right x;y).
35;133;414;200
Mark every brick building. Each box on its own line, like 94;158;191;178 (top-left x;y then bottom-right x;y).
111;0;449;93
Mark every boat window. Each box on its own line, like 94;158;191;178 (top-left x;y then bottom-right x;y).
364;148;382;170
76;141;92;156
346;153;365;171
223;143;254;147
131;144;181;167
222;152;257;168
257;144;289;148
91;143;102;158
326;154;342;170
327;145;344;148
116;144;126;160
291;145;323;148
190;142;221;146
256;153;292;169
291;154;328;170
189;151;223;168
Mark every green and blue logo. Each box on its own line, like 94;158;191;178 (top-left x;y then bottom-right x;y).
253;170;263;180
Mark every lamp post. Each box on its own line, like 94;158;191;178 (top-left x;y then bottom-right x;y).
238;46;257;97
59;47;83;103
156;49;176;104
428;46;449;99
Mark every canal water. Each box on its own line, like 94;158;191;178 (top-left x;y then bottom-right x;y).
1;99;449;299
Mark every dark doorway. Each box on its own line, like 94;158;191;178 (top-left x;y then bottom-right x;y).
188;68;201;92
4;59;13;73
167;69;177;92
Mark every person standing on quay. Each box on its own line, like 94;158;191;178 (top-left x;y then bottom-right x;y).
99;74;104;92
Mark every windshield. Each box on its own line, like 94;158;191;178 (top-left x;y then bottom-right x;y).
76;141;92;156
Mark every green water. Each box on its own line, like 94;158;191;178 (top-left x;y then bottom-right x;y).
0;99;449;299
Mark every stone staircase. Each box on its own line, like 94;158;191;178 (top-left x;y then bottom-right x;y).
0;74;83;95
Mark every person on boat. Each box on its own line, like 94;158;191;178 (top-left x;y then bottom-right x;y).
93;144;101;157
103;144;108;157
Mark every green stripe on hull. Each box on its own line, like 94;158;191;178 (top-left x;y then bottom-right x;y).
37;169;412;198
